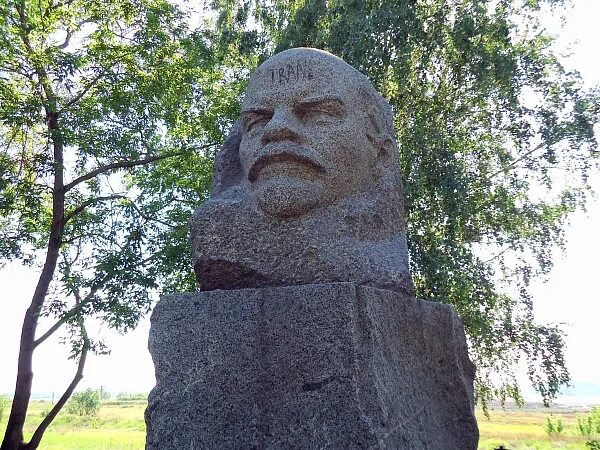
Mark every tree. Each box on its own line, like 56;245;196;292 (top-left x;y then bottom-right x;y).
66;388;101;416
203;0;599;408
0;0;238;448
2;1;598;448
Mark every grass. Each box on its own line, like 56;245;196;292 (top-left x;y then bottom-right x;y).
477;405;600;450
0;400;146;450
1;400;599;449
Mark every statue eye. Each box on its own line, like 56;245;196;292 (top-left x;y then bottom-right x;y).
298;100;344;123
243;110;272;131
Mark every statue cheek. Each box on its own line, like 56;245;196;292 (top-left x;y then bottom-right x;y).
313;128;354;154
238;143;256;173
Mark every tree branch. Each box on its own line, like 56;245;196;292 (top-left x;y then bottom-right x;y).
63;142;217;192
63;194;126;224
59;69;108;111
58;46;144;112
482;244;517;264
62;232;104;245
34;282;102;349
485;142;545;182
33;251;158;349
63;193;181;231
53;20;94;50
26;320;89;450
63;152;182;192
124;199;179;229
42;0;72;20
55;29;73;50
32;321;60;348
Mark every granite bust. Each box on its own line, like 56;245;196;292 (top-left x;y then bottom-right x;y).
147;48;479;449
191;47;414;295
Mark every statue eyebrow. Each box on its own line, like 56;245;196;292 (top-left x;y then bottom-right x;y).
240;107;273;115
296;95;344;108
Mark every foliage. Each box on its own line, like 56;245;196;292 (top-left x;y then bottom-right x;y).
587;440;600;450
66;389;101;417
0;0;234;447
201;0;600;407
544;415;563;435
0;395;10;423
115;392;148;401
544;416;554;435
578;407;600;436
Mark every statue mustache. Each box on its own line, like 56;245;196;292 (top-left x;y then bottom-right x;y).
247;144;327;182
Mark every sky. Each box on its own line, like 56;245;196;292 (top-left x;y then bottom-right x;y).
1;0;599;401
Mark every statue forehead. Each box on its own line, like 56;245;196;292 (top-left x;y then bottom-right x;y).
242;48;365;108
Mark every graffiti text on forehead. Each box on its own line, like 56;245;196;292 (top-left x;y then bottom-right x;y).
268;61;314;85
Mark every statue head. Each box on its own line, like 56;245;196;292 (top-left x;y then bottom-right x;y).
192;48;413;295
236;48;402;218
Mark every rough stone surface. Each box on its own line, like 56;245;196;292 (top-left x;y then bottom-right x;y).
191;48;413;296
148;48;478;449
145;283;479;449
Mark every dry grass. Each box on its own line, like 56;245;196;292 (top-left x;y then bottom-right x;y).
1;400;599;449
477;405;599;450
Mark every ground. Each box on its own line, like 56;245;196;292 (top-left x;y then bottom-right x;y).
1;400;598;449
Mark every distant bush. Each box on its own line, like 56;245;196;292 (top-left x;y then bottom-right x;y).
580;416;596;436
116;392;148;401
544;415;563;435
100;388;111;400
557;418;564;434
67;389;101;416
578;407;600;436
0;394;10;422
586;440;600;450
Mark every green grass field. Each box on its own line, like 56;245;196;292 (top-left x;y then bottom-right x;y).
1;400;146;450
1;400;599;449
478;406;599;450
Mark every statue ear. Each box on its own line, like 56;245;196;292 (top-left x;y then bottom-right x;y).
376;135;393;160
367;132;393;166
212;120;244;196
366;132;394;182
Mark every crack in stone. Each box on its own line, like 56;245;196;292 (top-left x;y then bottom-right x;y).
301;375;338;392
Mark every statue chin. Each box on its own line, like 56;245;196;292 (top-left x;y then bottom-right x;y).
254;178;322;219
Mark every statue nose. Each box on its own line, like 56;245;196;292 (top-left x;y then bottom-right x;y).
261;109;301;145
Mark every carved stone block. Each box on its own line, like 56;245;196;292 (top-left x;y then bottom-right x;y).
145;283;478;449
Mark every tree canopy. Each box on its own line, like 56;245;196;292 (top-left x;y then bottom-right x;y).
0;0;236;447
205;0;598;410
1;0;599;447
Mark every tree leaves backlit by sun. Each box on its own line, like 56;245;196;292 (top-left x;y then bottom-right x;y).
0;0;238;447
206;0;599;413
1;0;599;448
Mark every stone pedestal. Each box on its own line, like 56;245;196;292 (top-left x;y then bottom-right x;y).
145;283;479;449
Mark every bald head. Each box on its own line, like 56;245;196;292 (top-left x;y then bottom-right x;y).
244;48;396;145
238;48;401;218
192;48;413;296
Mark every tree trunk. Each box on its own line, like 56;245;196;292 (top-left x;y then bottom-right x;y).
1;112;65;450
24;321;89;450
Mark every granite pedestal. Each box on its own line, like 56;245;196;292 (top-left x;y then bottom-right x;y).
145;283;478;449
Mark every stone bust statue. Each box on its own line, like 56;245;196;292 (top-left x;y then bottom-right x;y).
191;48;414;296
